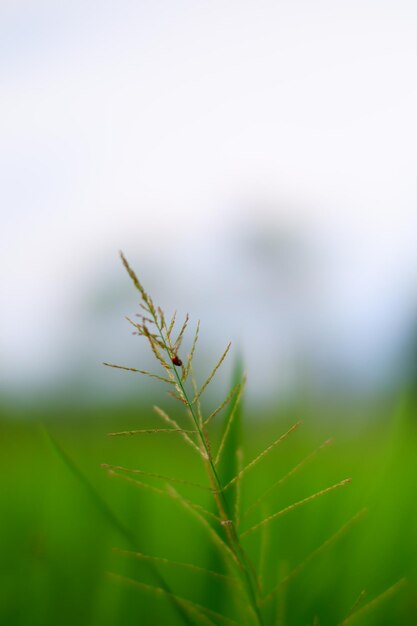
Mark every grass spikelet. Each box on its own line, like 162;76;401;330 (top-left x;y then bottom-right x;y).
245;438;333;516
153;405;203;456
143;329;171;370
192;342;232;405
241;478;352;539
338;578;406;625
223;421;302;490
107;428;197;437
174;313;190;352
103;362;141;373
167;309;177;338
101;463;212;491
341;590;367;623
166;485;240;568
103;362;174;385
134;370;175;385
107;468;220;523
182;320;200;382
189;361;204;426
119;252;151;309
114;548;241;586
109;572;234;626
167;390;188;405
157;306;166;330
204;381;242;428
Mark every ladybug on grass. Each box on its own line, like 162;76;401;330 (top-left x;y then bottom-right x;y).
171;354;182;367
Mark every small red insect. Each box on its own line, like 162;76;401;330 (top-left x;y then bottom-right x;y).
171;354;182;367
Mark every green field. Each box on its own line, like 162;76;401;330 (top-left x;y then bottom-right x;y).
1;390;416;626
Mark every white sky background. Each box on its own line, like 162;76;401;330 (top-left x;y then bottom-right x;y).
1;0;417;401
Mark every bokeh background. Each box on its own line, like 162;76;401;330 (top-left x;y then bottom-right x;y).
1;2;417;625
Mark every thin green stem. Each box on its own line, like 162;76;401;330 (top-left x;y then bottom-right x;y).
153;318;264;626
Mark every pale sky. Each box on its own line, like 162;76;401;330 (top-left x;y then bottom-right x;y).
1;1;417;400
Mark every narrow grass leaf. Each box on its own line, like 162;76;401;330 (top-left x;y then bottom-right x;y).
274;561;288;626
258;503;270;594
199;357;246;624
214;379;245;468
43;427;135;545
234;448;244;529
43;427;194;626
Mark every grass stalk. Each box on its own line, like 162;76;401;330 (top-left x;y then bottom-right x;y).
103;253;404;626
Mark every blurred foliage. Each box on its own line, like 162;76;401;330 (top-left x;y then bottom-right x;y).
1;391;416;626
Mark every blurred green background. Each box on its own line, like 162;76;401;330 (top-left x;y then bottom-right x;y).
1;387;416;626
3;2;417;624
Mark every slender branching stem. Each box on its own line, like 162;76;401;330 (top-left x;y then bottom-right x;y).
151;316;264;626
103;254;403;626
117;253;263;623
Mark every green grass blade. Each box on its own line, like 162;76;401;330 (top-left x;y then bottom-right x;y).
41;425;194;626
216;356;245;516
214;379;245;468
201;358;246;624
